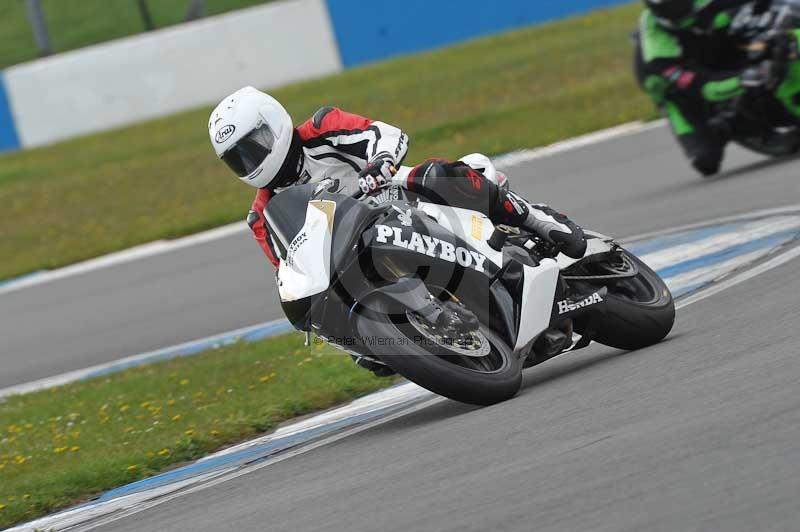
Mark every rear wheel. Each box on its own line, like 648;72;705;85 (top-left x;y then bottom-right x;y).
567;250;675;350
356;297;522;406
734;131;800;157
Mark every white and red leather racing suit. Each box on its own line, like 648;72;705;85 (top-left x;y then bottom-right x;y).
247;107;409;268
247;107;587;268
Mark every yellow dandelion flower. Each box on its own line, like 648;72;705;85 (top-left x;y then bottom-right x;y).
171;414;181;422
184;429;194;436
23;494;31;500
158;448;170;456
179;379;189;386
54;446;68;454
119;404;129;412
126;465;138;472
167;399;176;406
15;455;26;464
140;401;151;408
70;446;80;452
259;375;272;383
0;503;5;511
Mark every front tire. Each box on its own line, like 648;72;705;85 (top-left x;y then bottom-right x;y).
355;298;522;406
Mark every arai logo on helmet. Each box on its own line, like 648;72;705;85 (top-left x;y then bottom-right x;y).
215;124;236;144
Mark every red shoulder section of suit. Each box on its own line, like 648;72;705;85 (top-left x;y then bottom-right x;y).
297;107;374;142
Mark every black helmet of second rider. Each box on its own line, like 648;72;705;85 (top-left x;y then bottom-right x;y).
644;0;699;29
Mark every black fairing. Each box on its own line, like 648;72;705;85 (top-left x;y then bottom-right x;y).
281;296;314;330
263;184;314;259
355;207;525;344
266;184;531;348
266;183;389;332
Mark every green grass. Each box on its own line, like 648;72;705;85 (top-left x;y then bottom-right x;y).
0;334;395;528
0;2;656;281
0;0;273;69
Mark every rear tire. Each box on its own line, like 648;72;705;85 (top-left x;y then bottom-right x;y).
356;298;522;406
581;251;675;351
734;133;800;158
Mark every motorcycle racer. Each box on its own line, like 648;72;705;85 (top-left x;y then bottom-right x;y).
208;86;587;269
634;0;796;175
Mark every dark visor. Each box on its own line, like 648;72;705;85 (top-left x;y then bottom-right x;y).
222;123;276;177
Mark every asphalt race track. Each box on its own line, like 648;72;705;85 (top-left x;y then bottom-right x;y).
5;123;800;531
3;123;800;389
96;261;800;532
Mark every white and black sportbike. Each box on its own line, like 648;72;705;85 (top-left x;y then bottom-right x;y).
267;181;675;406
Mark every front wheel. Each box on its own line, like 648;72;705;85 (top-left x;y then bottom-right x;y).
355;298;522;406
568;250;675;351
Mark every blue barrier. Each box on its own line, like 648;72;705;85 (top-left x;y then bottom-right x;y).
325;0;633;67
0;71;20;152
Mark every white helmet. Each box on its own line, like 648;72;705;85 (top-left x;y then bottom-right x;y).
209;86;294;189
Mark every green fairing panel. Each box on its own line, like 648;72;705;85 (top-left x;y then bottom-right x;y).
771;30;800;117
640;10;682;63
776;61;800;117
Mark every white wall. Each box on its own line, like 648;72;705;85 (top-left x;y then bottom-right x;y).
4;0;342;148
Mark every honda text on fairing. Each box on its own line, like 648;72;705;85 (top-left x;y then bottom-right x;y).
266;178;675;406
636;0;800;176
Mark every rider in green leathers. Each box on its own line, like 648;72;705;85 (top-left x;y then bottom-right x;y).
634;0;798;175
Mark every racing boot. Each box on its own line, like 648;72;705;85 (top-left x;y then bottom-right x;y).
682;114;731;177
498;191;587;259
398;159;585;257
